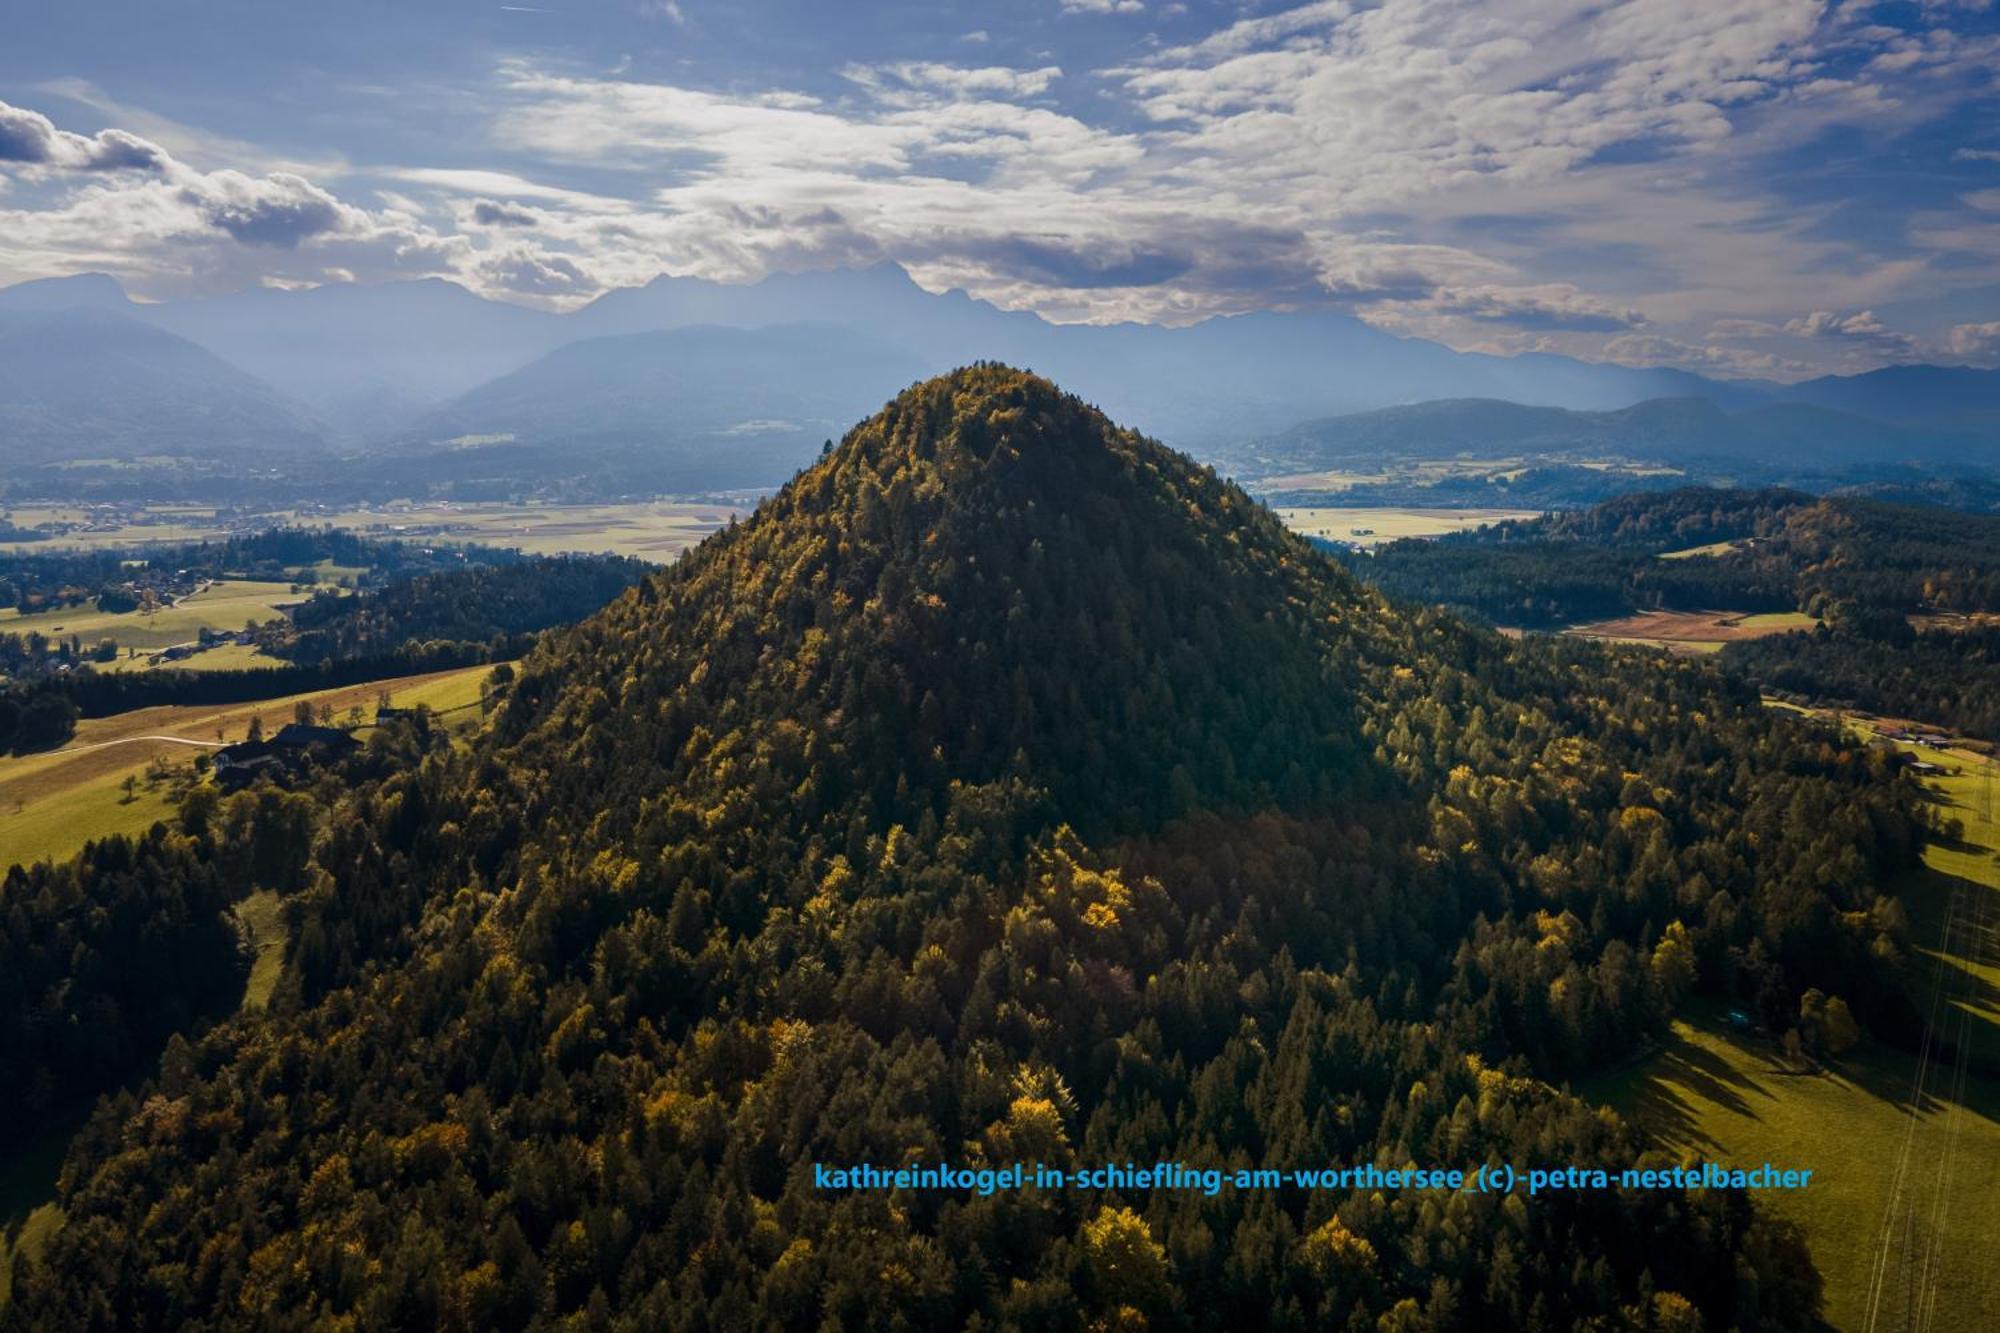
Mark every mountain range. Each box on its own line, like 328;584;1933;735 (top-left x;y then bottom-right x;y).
0;266;1995;492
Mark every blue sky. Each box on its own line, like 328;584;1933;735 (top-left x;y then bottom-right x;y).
3;0;1998;379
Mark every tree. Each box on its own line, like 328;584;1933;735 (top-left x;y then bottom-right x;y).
1081;1206;1171;1315
1650;920;1697;1004
1822;997;1862;1054
10;691;78;753
1801;990;1862;1056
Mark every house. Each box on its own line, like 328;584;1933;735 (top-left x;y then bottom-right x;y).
212;723;361;788
272;723;360;756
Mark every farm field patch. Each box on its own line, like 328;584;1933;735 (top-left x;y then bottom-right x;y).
1275;506;1540;548
1;579;311;652
1563;608;1818;654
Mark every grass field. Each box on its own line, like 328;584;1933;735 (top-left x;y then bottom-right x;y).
0;506;227;554
1585;1012;2000;1331
1275;506;1540;549
0;579;310;652
1657;539;1744;560
1588;713;2000;1330
236;888;287;1012
0;661;498;872
1563;608;1819;655
97;640;293;673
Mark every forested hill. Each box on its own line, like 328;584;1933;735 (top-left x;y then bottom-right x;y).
7;369;1930;1329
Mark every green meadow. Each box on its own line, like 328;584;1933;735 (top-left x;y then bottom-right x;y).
1588;717;2000;1331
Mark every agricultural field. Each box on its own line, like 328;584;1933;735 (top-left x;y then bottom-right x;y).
0;661;497;872
1563;608;1819;654
97;640;292;673
2;500;747;563
0;578;314;653
316;499;744;560
1253;456;1681;495
1587;716;2000;1331
1275;506;1540;549
0;504;233;554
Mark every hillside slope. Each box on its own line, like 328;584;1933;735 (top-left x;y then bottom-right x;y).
5;369;1929;1330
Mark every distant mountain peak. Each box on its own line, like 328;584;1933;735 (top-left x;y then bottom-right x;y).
0;271;133;311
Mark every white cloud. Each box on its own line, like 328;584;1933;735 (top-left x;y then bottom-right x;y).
1945;320;2000;362
843;62;1065;101
1596;332;1810;377
1783;309;1923;359
1061;0;1145;14
0;98;168;173
382;166;634;212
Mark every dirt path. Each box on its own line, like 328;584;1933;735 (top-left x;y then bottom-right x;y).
48;734;226;756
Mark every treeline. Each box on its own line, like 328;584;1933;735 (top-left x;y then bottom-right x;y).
1523;486;1808;550
1729;622;2000;739
0;525;514;612
270;554;648;663
1262;463;1690;510
1346;538;1793;628
0;684;78;756
0;824;249;1149
3;370;1934;1330
57;641;508;717
1350;487;2000;629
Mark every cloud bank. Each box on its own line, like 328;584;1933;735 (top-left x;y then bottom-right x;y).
3;0;1998;378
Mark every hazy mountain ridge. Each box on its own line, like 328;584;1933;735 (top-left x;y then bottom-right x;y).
0;306;325;465
3;268;1995;489
403;322;932;491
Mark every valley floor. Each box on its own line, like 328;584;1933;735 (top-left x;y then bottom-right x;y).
0;499;744;563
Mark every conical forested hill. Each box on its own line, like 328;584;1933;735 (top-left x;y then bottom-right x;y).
9;368;1928;1331
496;364;1391;861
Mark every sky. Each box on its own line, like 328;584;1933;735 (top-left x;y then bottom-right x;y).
2;0;1998;381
